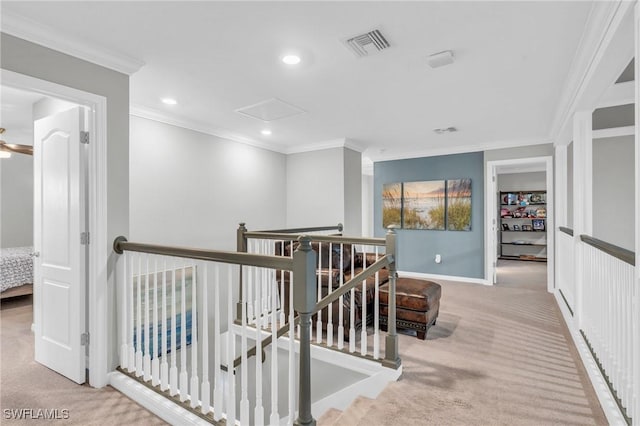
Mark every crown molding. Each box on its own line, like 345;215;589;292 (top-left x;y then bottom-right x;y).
366;137;552;163
1;10;145;75
550;0;635;145
130;105;287;154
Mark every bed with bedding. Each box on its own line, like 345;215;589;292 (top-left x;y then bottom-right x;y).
1;247;34;299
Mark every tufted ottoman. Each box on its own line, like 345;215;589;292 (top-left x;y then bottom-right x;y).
379;278;441;340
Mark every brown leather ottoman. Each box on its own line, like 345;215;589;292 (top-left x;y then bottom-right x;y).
379;278;441;340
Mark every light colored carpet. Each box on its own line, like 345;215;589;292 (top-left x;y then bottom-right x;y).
338;260;607;425
1;260;606;425
0;295;166;425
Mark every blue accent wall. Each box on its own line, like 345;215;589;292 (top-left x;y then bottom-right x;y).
374;152;485;279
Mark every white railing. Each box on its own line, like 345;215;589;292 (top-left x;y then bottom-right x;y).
239;224;399;366
114;228;400;425
556;227;575;313
580;235;636;422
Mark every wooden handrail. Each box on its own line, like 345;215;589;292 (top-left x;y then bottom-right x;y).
244;231;386;247
254;223;343;234
580;234;635;266
314;255;392;314
113;236;294;270
559;226;574;236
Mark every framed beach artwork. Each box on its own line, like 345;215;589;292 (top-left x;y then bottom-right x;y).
402;180;446;230
382;182;403;228
133;265;195;358
446;178;472;231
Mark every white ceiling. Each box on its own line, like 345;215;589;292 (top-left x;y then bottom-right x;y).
0;86;44;145
1;1;594;160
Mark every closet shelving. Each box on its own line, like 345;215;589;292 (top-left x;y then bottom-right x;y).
499;191;547;262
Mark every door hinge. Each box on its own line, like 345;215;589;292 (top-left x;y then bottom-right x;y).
81;232;90;245
81;332;90;346
80;131;90;144
492;175;496;182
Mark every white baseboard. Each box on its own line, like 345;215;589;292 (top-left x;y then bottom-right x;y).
398;271;490;286
553;290;627;426
107;371;210;426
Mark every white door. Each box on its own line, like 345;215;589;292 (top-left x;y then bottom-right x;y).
33;107;87;384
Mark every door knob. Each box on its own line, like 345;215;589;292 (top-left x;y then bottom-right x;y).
32;251;40;258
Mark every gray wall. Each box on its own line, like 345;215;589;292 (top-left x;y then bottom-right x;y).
498;172;546;192
286;148;344;229
0;134;33;248
567;142;574;228
484;143;554;162
592;135;635;250
343;148;362;236
374;152;484;278
1;33;130;372
130;116;287;249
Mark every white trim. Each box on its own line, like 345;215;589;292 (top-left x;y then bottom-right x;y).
1;10;144;75
592;125;635;139
596;80;635;108
398;270;489;286
553;290;627;426
551;1;635;145
130;105;283;153
107;371;210;426
1;69;109;388
367;137;552;163
633;3;640;421
485;156;554;292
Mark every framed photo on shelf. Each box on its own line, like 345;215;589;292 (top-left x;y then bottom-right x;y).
502;223;509;231
532;219;545;231
522;224;532;231
513;225;520;231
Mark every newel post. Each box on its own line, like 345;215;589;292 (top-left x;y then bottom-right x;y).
236;222;248;321
293;236;317;426
384;225;401;369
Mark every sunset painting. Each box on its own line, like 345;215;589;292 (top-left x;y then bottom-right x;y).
382;183;402;228
447;178;472;231
402;180;446;230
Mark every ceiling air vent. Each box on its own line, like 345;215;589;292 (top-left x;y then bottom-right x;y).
433;127;457;135
343;29;390;57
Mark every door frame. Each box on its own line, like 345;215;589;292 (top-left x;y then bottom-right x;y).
2;69;108;387
485;156;554;292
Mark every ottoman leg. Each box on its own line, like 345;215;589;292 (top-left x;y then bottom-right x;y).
417;330;426;340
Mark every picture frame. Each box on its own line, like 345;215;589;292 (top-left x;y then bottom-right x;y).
502;223;509;231
513;225;520;231
532;219;545;231
522;224;532;231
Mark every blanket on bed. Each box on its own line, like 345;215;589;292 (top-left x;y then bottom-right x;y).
1;247;34;292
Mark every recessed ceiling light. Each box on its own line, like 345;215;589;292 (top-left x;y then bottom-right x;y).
282;55;301;65
261;129;272;136
161;98;177;105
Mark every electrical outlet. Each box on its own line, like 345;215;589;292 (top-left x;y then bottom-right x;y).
435;254;442;264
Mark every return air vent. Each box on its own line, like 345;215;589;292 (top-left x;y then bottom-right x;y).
343;29;390;57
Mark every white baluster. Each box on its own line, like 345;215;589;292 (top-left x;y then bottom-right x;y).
152;257;160;386
120;251;128;370
144;255;151;381
338;244;344;350
288;270;296;425
190;264;199;408
179;264;188;402
270;271;280;425
374;247;380;359
316;242;323;344
169;261;178;396
279;240;286;326
226;265;237;425
202;263;211;415
327;243;333;347
160;258;169;391
240;266;250;426
248;251;255;323
213;265;223;420
255;266;264;426
128;252;136;373
361;249;368;356
349;245;356;353
136;253;143;376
